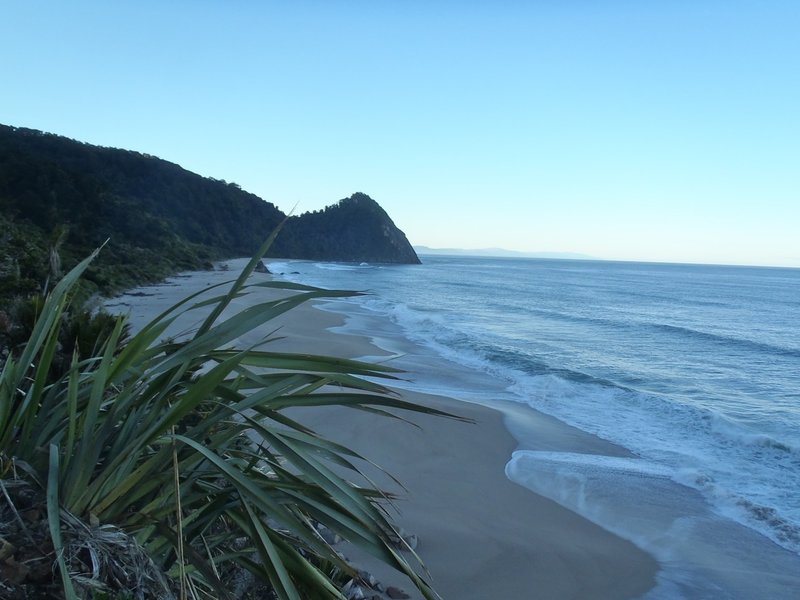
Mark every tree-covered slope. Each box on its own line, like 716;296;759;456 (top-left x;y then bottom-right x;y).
282;193;421;264
0;124;419;298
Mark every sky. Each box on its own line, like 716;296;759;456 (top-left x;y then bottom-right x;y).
1;1;798;267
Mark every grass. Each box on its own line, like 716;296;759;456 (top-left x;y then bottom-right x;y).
0;237;455;600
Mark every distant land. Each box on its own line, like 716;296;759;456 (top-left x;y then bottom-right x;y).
0;124;419;300
415;246;597;260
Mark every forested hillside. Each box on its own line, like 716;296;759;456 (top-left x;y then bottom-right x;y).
0;124;419;299
282;193;421;263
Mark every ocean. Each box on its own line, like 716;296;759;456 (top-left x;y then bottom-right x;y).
268;255;800;599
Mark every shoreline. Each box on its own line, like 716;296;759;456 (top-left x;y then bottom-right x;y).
109;261;659;599
293;390;658;599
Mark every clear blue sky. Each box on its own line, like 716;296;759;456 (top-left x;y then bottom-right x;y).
2;1;798;267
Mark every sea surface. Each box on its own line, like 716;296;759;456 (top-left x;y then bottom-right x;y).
268;255;800;599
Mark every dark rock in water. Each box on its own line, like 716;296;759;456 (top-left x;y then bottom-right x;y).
254;260;270;274
386;587;410;599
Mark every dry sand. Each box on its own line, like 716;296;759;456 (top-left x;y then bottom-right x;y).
109;264;658;599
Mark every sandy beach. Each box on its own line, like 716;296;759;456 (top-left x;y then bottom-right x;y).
108;262;658;599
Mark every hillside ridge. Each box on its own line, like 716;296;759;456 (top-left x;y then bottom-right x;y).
0;124;419;298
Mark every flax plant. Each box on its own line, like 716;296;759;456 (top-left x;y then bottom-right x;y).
0;238;451;600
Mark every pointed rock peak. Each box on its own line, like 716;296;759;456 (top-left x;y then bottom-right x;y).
281;193;421;264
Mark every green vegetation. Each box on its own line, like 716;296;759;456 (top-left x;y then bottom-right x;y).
281;194;421;264
0;124;284;300
0;123;427;598
0;124;419;305
0;241;447;599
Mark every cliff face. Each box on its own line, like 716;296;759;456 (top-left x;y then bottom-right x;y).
0;124;419;296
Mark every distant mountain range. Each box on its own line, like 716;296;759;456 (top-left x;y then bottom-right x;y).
0;124;419;299
414;246;596;260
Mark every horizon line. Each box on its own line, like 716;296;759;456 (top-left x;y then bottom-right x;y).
413;246;800;270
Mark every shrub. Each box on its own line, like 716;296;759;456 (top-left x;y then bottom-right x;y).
0;241;450;599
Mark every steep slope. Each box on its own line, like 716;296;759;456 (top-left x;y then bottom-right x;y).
0;124;419;297
281;193;421;264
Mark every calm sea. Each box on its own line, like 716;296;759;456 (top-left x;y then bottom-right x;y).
269;255;800;598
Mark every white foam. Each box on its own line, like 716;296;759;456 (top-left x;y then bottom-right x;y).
323;282;800;557
508;450;800;599
272;257;800;578
708;412;797;454
313;262;367;271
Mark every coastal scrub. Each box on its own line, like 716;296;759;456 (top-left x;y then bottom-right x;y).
0;240;450;599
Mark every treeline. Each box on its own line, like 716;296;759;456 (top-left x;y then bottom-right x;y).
0;124;418;301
